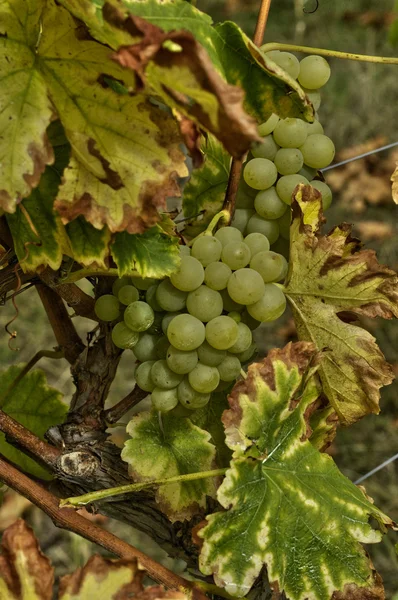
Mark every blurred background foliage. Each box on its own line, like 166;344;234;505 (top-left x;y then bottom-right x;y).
0;0;397;596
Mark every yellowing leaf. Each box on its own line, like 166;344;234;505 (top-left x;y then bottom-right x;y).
285;185;398;424
0;0;54;212
121;411;217;522
199;343;396;599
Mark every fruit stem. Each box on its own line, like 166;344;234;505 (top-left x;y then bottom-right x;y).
260;43;398;65
205;210;231;235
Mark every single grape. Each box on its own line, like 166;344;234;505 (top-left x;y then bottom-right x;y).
276;174;309;205
151;360;183;389
277;209;291;241
228;322;252;354
254;187;287;220
265;50;300;79
204;261;232;290
166;345;198;375
214;226;243;247
197;341;226;366
250;251;287;283
135;361;156;392
161;312;180;335
151;388;178;412
221;241;251;270
156;280;187;312
274;148;304;176
246;214;280;244
155;336;170;359
124;301;154;332
258;113;279;136
303;88;321;111
228;311;242;323
170;255;204;292
118;285;139;306
306;120;324;135
179;245;191;257
236;342;257;363
240;310;261;330
177;379;210;410
206;316;239;350
310;180;332;210
298;55;331;89
112;322;139;349
217;355;242;382
243;158;278;190
170;403;193;418
299;165;317;180
146;284;162;312
247;284;287;322
94;295;120;322
188;363;220;393
244;232;270;256
251;135;279;160
167;314;205;351
231;208;255;233
227;268;265;305
112;277;130;297
186;285;223;322
272;118;308;148
220;289;244;312
131;277;156;290
133;333;158;362
236;178;257;209
299;134;335;169
191;235;222;266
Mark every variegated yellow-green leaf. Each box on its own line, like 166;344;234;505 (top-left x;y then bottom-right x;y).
285;185;398;424
0;0;54;212
0;366;67;479
121;411;217;522
66;218;111;269
199;342;396;599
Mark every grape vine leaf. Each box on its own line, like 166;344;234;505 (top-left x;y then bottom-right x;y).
190;391;232;468
121;411;217;522
0;366;67;479
285;185;398;425
66;218;111;270
392;163;398;204
199;342;396;599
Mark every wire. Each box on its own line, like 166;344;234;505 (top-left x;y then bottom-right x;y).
354;452;398;485
321;141;398;172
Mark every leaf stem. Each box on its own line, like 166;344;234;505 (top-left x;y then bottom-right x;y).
60;468;227;507
205;210;231;235
260;43;398;65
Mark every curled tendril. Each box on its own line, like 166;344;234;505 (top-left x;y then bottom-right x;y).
303;0;319;14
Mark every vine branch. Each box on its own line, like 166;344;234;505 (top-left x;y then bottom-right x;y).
104;386;148;424
39;268;97;320
260;43;398;65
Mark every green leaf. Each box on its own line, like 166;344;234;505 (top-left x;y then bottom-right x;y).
190;391;232;468
285;185;398;425
0;366;67;479
111;226;180;278
0;0;54;212
199;343;396;599
66;218;111;269
121;411;217;521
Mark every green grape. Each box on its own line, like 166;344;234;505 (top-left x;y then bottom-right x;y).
217;355;242;382
227;268;264;305
179;245;191;257
306;120;324;135
197;341;226;366
170;403;193;418
111;322;139;349
205;316;239;350
240;310;261;331
155;336;170;359
220;289;244;312
299;165;317;179
177;379;210;410
135;361;156;392
112;277;130;297
145;284;162;313
251;135;279;160
228;311;242;323
236;178;257;209
118;285;139;306
277;209;291;241
214;226;243;247
221;241;251;270
243;158;278;190
188;363;220;393
303;88;321;111
151;387;178;412
254;187;287;220
258;113;279;136
247;284;287;322
250;251;287;283
156;280;187;311
236;342;257;363
151;360;183;389
276;174;309;205
246;214;280;244
231;208;255;233
161;312;180;335
204;262;232;291
124;301;154;332
167;314;205;351
299;134;335;169
147;310;165;336
133;333;158;362
186;285;223;322
228;322;252;353
274;148;304;176
131;277;156;290
94;295;120;322
265;50;300;79
170;255;204;292
310;180;333;210
272;118;308;148
191;235;222;266
244;232;270;256
166;345;198;375
298;55;331;89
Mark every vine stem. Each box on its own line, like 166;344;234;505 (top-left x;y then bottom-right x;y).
104;386;148;424
60;468;228;507
260;43;398;65
0;455;197;593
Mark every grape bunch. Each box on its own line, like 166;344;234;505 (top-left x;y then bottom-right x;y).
94;226;288;415
233;53;334;243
